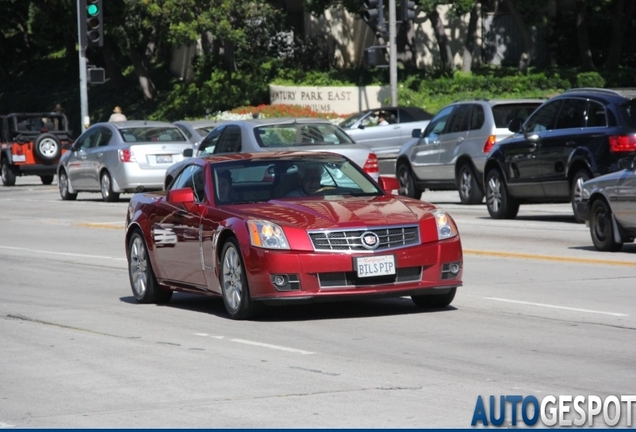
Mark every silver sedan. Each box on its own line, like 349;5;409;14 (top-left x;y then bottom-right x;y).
173;119;221;147
57;121;192;202
165;118;379;187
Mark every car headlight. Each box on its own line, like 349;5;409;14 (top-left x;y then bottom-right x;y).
431;209;458;240
248;220;290;250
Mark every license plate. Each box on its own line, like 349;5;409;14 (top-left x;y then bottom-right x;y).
12;155;26;162
156;155;173;164
354;255;396;278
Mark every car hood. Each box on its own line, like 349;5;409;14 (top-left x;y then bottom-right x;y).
228;195;437;229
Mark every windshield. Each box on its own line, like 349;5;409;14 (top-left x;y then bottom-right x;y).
119;127;187;143
254;123;355;147
339;112;368;128
211;157;381;204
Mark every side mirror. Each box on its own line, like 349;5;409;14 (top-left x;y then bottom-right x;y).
166;187;194;204
508;118;524;133
619;157;636;170
411;129;423;138
378;176;400;193
183;148;193;157
358;124;365;130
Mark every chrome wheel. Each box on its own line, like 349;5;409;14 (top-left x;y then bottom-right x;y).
222;244;243;312
100;172;119;202
486;175;502;214
485;169;519;219
129;235;148;299
58;171;76;200
571;169;591;223
396;162;418;199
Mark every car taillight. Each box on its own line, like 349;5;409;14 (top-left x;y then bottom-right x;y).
363;153;379;174
483;135;496;153
13;146;24;155
118;148;136;162
609;135;636;152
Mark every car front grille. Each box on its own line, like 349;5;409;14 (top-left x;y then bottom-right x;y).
308;225;420;252
318;266;422;288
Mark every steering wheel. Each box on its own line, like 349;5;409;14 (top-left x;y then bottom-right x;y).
314;186;337;195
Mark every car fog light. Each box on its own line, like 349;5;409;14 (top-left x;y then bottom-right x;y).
449;263;460;274
273;275;288;287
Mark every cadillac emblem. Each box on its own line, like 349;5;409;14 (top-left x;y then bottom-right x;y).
361;231;380;250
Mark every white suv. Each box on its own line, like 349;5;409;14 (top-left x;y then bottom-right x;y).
395;99;543;203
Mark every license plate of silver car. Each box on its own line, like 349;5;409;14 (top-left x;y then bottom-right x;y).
354;255;395;278
156;155;173;164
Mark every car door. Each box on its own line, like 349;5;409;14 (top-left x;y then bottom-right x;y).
500;100;563;198
614;164;636;233
435;104;472;180
410;105;455;181
82;126;113;189
539;98;589;199
150;165;207;289
66;128;100;189
345;109;402;157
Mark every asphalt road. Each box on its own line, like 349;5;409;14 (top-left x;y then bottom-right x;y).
0;177;635;428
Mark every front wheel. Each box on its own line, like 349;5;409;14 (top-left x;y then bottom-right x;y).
457;163;483;204
58;170;77;200
571;169;591;223
485;168;519;219
220;238;257;320
590;199;622;252
100;171;120;202
128;231;173;304
396;162;422;199
1;158;16;186
412;287;456;308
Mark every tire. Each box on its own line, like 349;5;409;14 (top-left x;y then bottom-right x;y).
33;133;61;162
457;163;484;204
220;238;258;320
571;169;592;223
590;199;622;252
412;287;457;308
396;162;422;199
1;158;16;186
100;171;120;202
40;175;54;185
128;230;173;304
58;170;77;200
485;168;519;219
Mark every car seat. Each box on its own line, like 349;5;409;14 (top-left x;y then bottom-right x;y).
272;172;300;198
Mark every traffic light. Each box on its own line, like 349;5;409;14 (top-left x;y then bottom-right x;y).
87;67;106;85
81;0;103;47
363;0;381;27
400;0;416;22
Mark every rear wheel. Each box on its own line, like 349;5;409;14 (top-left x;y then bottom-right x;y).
58;170;77;200
396;162;422;199
485;168;519;219
457;163;483;204
100;171;120;202
1;158;16;186
412;287;456;308
40;175;54;185
128;230;173;303
571;169;592;223
590;199;622;252
220;238;258;320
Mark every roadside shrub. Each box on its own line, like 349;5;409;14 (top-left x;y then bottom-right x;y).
576;72;606;88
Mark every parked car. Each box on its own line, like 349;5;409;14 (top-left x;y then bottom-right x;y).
125;151;463;320
484;88;636;222
57;120;191;202
164;117;379;188
576;155;636;251
0;112;74;186
395;98;543;203
173;119;221;148
339;106;434;160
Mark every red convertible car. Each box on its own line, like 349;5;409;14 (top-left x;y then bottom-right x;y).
125;152;463;319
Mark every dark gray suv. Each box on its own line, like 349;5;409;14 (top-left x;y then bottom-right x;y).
484;88;636;222
395;99;543;204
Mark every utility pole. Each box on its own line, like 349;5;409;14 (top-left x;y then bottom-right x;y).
77;0;90;133
388;0;397;106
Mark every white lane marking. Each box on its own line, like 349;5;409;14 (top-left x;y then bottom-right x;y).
0;245;126;261
230;338;315;355
195;333;314;354
485;297;628;317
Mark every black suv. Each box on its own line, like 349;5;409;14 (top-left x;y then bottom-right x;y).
0;112;74;186
483;88;636;222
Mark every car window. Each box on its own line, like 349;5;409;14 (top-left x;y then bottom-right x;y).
254;123;355;147
619;100;636;128
170;165;205;202
524;100;562;132
555;98;587;130
199;126;224;155
176;124;192;139
214;125;242;153
469;105;485;130
586;101;607;127
339;111;368;128
76;128;101;149
491;103;542;128
96;127;113;147
119;126;187;143
398;109;415;123
424;105;454;138
447;104;472;133
171;165;195;190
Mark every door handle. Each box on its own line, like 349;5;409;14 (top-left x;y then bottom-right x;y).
457;137;464;143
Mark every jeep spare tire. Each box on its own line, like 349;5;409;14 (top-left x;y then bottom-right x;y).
34;133;62;162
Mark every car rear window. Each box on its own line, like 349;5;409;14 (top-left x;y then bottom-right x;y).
619;100;636;128
492;103;542;128
120;127;187;143
254;123;355;147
